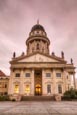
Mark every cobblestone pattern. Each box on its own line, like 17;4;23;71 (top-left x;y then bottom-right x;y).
0;101;77;115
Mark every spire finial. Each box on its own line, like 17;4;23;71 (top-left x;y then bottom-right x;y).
37;19;39;24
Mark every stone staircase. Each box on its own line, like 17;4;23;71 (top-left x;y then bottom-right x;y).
21;96;55;101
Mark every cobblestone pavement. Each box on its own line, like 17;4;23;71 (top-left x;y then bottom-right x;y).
0;101;77;115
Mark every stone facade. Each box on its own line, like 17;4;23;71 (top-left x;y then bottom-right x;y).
0;70;9;96
8;22;76;98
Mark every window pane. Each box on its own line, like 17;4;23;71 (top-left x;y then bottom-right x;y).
25;85;30;94
56;73;61;77
47;84;51;93
58;84;62;94
46;73;51;77
14;85;19;93
25;73;30;77
15;73;20;77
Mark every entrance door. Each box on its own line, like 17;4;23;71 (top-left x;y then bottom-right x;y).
34;70;42;96
35;84;41;95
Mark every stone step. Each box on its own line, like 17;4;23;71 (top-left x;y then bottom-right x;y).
21;96;55;101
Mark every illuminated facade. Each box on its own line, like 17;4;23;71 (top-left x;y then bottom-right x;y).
8;22;76;99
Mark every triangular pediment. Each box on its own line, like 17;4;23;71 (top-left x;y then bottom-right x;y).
16;53;64;63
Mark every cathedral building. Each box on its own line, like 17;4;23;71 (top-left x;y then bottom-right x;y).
8;22;75;99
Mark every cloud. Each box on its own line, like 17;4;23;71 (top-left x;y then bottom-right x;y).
0;0;77;76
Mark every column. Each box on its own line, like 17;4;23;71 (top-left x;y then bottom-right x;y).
53;69;56;94
20;69;24;95
8;69;15;95
62;70;67;93
73;73;76;89
31;69;34;95
42;69;45;95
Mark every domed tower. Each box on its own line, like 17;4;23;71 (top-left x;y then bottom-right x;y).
26;21;50;55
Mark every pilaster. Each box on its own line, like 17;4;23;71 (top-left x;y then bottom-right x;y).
8;70;15;94
20;69;24;95
52;69;56;94
73;73;76;89
42;69;45;95
31;69;34;95
62;70;66;93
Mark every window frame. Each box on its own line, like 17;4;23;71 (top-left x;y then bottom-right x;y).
25;85;30;94
46;73;51;77
47;84;51;94
25;73;30;77
58;84;62;94
56;73;61;78
14;84;19;94
15;73;20;77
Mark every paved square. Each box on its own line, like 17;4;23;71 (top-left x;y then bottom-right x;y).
0;101;77;115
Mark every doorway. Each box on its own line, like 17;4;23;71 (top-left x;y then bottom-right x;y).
34;69;42;96
35;84;41;95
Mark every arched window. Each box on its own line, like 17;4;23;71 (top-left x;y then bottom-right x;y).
37;43;39;50
58;84;62;94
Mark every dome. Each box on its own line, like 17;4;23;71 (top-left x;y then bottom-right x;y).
31;24;45;32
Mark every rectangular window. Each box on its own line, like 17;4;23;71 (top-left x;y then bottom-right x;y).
25;73;30;77
47;84;51;93
56;73;61;77
15;73;20;77
46;73;51;77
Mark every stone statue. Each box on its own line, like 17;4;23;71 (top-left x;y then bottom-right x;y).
13;52;16;58
52;52;55;56
61;51;64;59
71;58;73;64
21;52;25;56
